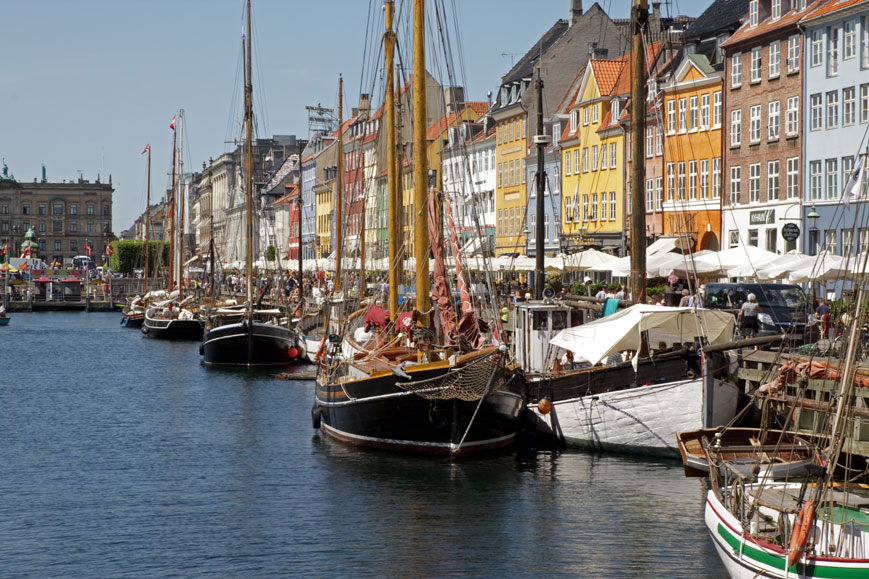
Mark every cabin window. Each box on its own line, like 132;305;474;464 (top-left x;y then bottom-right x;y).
533;312;548;331
552;311;567;331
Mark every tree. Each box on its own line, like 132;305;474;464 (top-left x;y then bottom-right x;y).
265;245;277;262
110;240;169;274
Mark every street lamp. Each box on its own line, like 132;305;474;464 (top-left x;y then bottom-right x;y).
807;204;820;255
807;204;820;230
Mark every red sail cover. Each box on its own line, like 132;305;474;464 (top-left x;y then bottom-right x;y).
428;193;457;345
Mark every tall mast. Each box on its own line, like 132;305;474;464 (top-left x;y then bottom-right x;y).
144;146;151;294
335;75;344;291
385;0;399;316
534;65;545;300
178;109;185;300
298;190;303;298
629;0;648;304
244;0;254;307
412;0;430;324
169;121;177;291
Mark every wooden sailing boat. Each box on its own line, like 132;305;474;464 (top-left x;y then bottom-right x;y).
143;110;205;340
311;0;525;456
200;0;305;367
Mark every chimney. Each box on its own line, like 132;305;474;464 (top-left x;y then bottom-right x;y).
359;93;371;116
569;0;583;28
587;41;598;59
444;86;465;115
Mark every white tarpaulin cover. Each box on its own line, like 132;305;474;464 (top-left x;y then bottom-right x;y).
549;304;735;366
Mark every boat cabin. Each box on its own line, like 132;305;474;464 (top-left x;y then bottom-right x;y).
512;301;583;373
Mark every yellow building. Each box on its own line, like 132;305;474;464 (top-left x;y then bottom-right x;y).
559;57;628;252
314;179;334;259
491;109;528;255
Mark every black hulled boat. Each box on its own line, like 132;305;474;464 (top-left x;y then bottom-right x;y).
142;303;204;340
201;307;305;367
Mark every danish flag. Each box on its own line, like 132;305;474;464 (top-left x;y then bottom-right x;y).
142;144;150;154
169;114;177;130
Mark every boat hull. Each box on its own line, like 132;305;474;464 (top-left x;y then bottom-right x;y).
121;313;144;328
313;358;526;456
142;316;204;340
0;317;9;326
201;321;304;368
534;378;739;456
705;489;869;578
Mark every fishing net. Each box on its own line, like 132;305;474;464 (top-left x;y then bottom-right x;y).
399;350;505;401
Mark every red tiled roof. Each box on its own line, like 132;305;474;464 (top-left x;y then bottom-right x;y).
723;0;825;48
466;101;490;116
425;104;486;140
801;0;867;23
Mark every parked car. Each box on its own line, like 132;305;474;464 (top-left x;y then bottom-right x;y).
702;283;811;340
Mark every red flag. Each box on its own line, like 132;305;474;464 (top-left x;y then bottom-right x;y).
19;262;27;270
22;246;30;258
142;144;150;154
169;114;177;130
0;240;6;256
105;244;114;257
85;243;92;257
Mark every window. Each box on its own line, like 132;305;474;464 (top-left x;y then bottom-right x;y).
700;94;710;129
678;98;687;132
809;160;823;201
811;30;823;67
70;240;77;252
730;166;742;205
522;118;526;138
677;161;686;200
569;110;578;133
497;163;503;186
713;158;721;199
646;126;654;157
655;125;663;155
666;163;675;201
787;157;799;199
39;221;45;232
590;146;597;171
787;35;800;73
610;143;617;169
826;158;838;199
53;220;62;233
843;156;854;195
38;204;46;215
521;159;526;184
52;203;62;215
829;26;840;76
827;91;839;128
810;94;823;130
844;229;854;255
574;149;580;174
786;96;799;136
583;106;589;126
582;148;589;172
646;179;654;212
824;230;837;254
592;104;599;124
700;159;709;198
713;91;722;127
768;161;780;201
497;209;502;233
749;163;761;203
731;109;742;146
655;178;663;211
54;240;61;251
87;222;93;233
749;0;758;27
751;47;762;83
87;204;94;215
610;192;616;221
582;194;588;221
861;229;869;254
844;87;856;125
772;0;780;21
688;161;697;200
599;194;606;221
689;96;698;130
612;99;620;122
862;84;869;123
767;228;778;253
769;41;780;78
667;100;676;133
864;16;869;68
590;193;597;220
845;20;857;60
768;101;780;140
601;143;608;169
508;161;514;185
70;203;78;215
22;203;29;215
749;105;761;144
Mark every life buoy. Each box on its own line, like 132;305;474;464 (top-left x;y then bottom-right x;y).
315;336;327;364
787;502;815;567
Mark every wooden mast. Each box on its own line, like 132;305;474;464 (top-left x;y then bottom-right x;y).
629;0;648;304
335;76;344;292
169;120;177;292
412;0;430;324
144;145;151;294
533;65;545;300
178;109;185;300
385;0;398;316
244;0;253;309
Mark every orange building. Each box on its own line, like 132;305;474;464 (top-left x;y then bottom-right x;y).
660;54;723;252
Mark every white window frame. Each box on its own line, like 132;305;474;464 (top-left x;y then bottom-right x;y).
667;100;676;134
751;47;762;83
590;193;597;221
826;158;838;200
732;52;742;88
829;26;840;76
646;125;653;158
827;90;839;129
582;147;589;172
749;163;761;203
730;166;742;205
772;0;781;21
749;0;758;27
610;143;617;169
810;160;823;201
677;161;686;201
731;109;742;146
689;96;698;131
666;162;675;201
786;96;799;137
688;160;697;200
749;105;761;144
844;86;856;126
678;98;687;132
811;30;823;67
768;160;780;201
655;124;663;155
655;177;663;210
768;100;780;140
787;35;800;73
610;192;616;221
591;145;598;171
810;93;823;130
700;93;710;129
700;159;709;198
769;41;780;78
713;158;721;199
862;84;869;123
592;103;599;124
599;193;606;222
713;91;722;127
845;20;857;60
786;157;799;199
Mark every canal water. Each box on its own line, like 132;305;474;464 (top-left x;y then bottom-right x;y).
0;313;727;577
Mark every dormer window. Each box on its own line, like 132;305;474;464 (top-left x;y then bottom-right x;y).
771;0;780;21
647;79;657;102
570;110;578;133
553;122;561;147
611;99;620;122
749;0;758;28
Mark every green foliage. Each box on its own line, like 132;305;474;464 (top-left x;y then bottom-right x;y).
265;245;277;262
646;285;665;298
110;240;169;274
569;282;588;296
546;273;562;293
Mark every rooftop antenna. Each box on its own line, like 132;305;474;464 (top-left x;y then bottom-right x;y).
501;52;523;68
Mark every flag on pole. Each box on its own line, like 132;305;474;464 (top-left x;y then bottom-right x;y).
22;247;30;258
85;242;92;257
142;144;150;154
843;156;865;207
0;240;6;256
105;243;114;257
170;114;177;130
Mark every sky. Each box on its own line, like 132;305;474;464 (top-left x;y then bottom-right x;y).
1;0;714;233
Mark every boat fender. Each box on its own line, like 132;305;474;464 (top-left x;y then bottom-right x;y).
315;336;327;364
141;326;149;335
311;406;322;429
787;502;815;567
199;342;204;356
537;398;553;415
287;347;298;359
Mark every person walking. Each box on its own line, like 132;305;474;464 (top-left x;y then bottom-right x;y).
737;293;761;339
